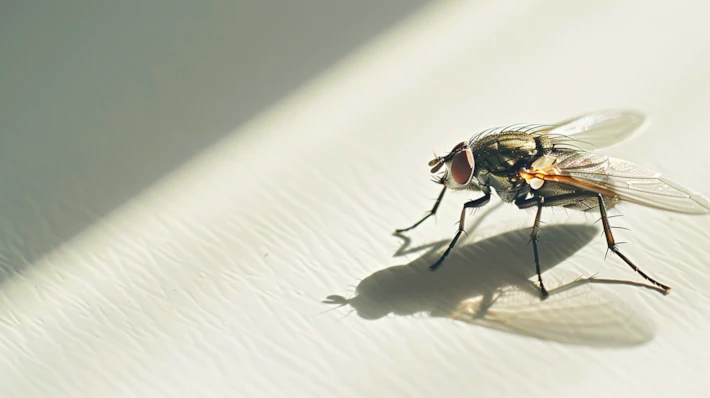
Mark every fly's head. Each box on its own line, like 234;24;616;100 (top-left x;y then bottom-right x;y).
429;141;481;191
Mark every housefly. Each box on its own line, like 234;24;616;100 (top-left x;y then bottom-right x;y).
396;110;710;298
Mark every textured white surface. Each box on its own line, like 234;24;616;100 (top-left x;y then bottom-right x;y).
2;1;710;397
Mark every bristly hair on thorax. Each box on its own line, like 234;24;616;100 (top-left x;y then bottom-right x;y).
467;122;592;153
467;123;557;146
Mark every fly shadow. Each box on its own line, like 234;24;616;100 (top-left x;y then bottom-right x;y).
325;224;657;347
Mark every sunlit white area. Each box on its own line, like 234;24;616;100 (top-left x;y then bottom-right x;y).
1;0;710;397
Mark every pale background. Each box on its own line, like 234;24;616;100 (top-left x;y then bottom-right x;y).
1;1;710;397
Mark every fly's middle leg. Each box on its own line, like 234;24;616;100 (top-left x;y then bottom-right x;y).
530;198;548;298
429;193;491;271
516;192;599;298
595;194;672;294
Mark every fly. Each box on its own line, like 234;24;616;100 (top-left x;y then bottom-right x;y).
396;110;710;298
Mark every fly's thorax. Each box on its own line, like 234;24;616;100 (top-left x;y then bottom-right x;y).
471;132;553;173
465;132;553;202
474;169;528;202
487;172;517;201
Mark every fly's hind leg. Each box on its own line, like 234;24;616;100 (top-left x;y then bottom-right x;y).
595;194;671;294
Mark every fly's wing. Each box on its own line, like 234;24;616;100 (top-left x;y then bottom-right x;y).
538;109;647;151
548;151;710;214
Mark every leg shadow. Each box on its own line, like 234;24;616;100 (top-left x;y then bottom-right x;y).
325;224;657;347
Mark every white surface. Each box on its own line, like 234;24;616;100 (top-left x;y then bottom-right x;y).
2;1;710;397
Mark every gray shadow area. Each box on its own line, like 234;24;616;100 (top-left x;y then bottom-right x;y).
0;2;428;280
326;225;656;347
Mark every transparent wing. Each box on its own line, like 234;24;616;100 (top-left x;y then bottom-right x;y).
549;151;710;214
539;109;647;151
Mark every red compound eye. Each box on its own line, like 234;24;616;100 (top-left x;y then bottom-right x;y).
451;148;474;185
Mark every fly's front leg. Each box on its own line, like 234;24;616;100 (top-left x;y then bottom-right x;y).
429;193;491;271
395;186;447;233
596;194;671;294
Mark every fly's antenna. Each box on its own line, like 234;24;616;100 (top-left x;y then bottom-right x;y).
429;157;444;173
